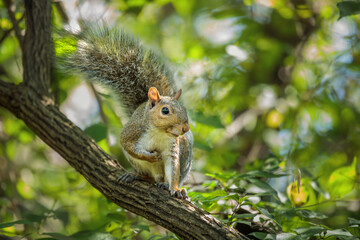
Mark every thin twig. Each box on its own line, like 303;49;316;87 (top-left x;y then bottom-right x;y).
0;28;13;45
89;83;109;126
88;83;112;147
0;13;25;46
4;0;24;49
53;0;69;24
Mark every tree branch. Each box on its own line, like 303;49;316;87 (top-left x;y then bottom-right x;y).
0;80;248;240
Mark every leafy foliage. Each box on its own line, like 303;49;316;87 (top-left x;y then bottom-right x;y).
337;1;360;19
84;123;108;142
1;0;360;239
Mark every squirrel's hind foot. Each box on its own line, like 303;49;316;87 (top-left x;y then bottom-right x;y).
172;188;190;201
179;188;190;201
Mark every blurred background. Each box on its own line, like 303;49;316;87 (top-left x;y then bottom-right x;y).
0;0;359;239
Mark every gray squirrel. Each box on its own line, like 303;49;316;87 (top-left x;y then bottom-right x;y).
62;24;193;199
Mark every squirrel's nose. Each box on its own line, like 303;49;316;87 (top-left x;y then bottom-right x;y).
182;125;190;133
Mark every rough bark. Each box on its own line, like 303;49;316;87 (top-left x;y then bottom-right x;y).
22;0;52;96
0;1;249;239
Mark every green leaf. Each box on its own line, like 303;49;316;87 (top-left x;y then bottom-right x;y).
148;235;177;240
224;193;240;202
72;232;116;240
232;213;257;219
349;217;360;226
206;172;236;182
172;0;194;16
106;213;126;221
249;179;279;198
71;230;96;238
0;219;34;229
36;238;58;240
201;195;227;202
189;189;228;201
131;224;150;232
239;170;288;179
232;219;252;226
0;37;18;62
54;35;77;56
275;233;299;240
337;1;360;19
188;189;228;212
248;232;269;240
192;111;225;128
274;208;296;218
45;231;116;240
25;214;44;223
327;158;357;199
257;207;275;220
347;226;360;238
84;123;107;142
325;229;354;240
194;141;212;151
295;226;327;238
203;189;228;199
296;209;327;219
43;233;71;240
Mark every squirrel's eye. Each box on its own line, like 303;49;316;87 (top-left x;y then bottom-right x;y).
161;107;170;115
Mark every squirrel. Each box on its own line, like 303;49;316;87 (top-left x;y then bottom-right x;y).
61;24;193;200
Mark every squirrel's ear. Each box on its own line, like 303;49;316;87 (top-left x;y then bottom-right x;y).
148;87;161;108
174;89;182;100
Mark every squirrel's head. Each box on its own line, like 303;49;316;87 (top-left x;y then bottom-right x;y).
147;87;190;137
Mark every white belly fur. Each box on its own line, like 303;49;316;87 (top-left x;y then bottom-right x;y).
124;127;174;183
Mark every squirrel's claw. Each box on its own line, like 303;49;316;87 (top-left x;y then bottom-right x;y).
156;182;169;190
118;173;141;183
174;190;182;199
172;189;190;201
156;182;190;201
180;188;190;201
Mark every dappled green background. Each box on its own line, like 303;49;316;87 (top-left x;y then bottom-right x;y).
0;0;360;239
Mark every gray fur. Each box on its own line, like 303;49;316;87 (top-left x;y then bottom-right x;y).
61;24;177;114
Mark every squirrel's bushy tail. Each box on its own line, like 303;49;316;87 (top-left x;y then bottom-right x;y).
61;24;176;114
